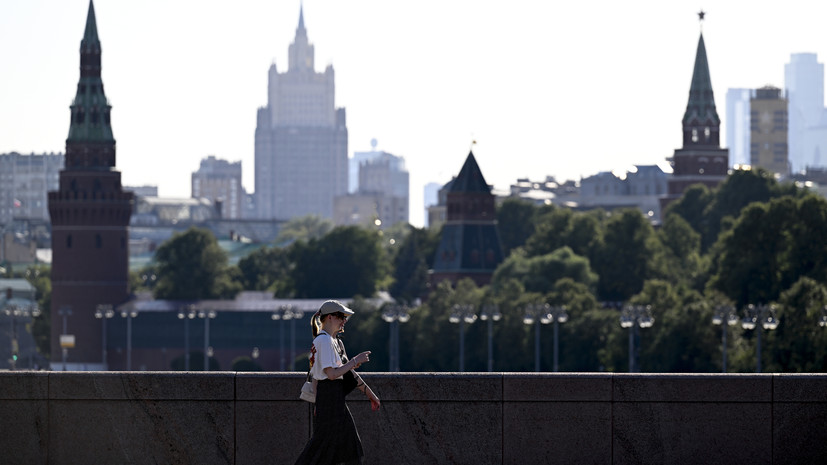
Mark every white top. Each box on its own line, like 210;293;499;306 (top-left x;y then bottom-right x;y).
310;331;344;381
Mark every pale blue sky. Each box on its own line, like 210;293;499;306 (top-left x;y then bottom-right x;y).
2;0;827;226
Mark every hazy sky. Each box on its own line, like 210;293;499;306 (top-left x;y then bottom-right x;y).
3;0;827;226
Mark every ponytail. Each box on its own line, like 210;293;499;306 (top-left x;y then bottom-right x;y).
311;310;323;337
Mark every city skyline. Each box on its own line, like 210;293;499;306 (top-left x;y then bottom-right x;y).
3;0;827;226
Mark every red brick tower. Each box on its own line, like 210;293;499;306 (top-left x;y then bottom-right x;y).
48;1;133;369
661;15;729;209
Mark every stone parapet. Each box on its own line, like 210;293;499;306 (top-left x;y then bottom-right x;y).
1;372;825;464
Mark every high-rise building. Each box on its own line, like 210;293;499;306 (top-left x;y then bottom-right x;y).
726;88;751;167
48;1;133;370
0;152;64;225
750;86;789;176
662;22;728;209
254;7;348;220
785;53;827;172
335;148;409;228
191;155;243;219
430;152;504;288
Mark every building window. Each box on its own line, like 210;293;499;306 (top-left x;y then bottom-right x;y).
66;235;72;249
95;234;102;249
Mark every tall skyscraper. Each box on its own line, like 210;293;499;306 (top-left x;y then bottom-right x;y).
254;8;348;220
750;86;789;176
662;19;728;209
725;88;751;167
785;53;827;172
48;1;133;370
192;155;243;219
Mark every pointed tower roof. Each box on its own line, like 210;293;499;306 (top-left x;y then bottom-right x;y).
298;4;306;32
682;33;720;125
82;0;99;48
449;152;491;193
67;0;114;144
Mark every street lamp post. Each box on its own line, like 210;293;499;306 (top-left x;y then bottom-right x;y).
4;300;40;370
272;305;298;371
524;303;552;372
58;306;72;370
449;304;477;372
198;309;217;371
177;305;197;370
94;304;115;369
382;305;410;372
711;305;738;372
619;304;654;373
549;305;569;372
479;304;502;372
741;304;779;373
120;308;138;370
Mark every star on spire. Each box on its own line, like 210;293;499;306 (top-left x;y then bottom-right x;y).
698;10;705;21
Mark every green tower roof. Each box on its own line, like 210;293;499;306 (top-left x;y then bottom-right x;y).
682;33;720;125
67;0;114;144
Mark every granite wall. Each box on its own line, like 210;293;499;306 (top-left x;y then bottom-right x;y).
1;372;826;464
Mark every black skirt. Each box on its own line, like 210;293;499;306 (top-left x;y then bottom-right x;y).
295;379;364;465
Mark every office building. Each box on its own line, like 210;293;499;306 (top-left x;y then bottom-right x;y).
785;53;827;172
254;7;348;220
0;152;64;225
750;86;789;175
192;156;244;219
726;89;751;167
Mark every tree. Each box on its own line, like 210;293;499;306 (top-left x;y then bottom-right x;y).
26;265;51;360
496;198;538;255
764;277;827;372
236;246;292;295
389;226;438;304
274;215;334;246
711;195;827;306
493;246;597;294
154;227;242;300
289;226;387;298
593;209;658;302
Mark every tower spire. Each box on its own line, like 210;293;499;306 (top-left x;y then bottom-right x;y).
681;14;720;148
68;0;114;149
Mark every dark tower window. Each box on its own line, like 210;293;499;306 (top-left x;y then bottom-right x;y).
95;234;102;248
76;110;85;123
704;127;711;140
91;108;99;124
692;128;699;143
66;235;72;249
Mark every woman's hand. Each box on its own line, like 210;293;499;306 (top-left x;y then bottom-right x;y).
351;351;371;369
366;388;381;411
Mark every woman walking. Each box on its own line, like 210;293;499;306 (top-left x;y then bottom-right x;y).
295;300;381;465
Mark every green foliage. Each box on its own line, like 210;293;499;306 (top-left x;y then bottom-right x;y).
274;215;334;246
497;198;539;255
153;227;242;300
593;209;657;301
236;246;292;295
25;266;51;359
711;195;827;306
763;277;827;373
389;225;439;304
493;247;597;294
289;226;387;298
